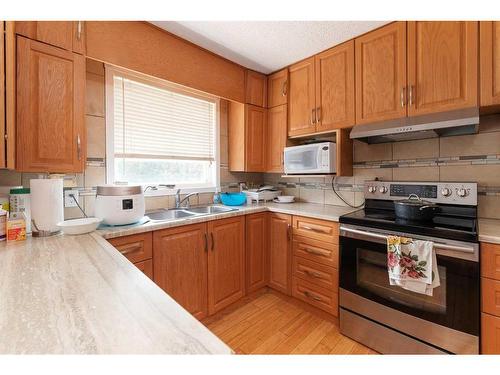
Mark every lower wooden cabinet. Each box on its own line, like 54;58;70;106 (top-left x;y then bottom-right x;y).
482;313;500;354
246;213;268;293
481;242;500;354
134;259;153;280
292;277;338;316
268;213;292;295
108;232;152;264
153;223;208;320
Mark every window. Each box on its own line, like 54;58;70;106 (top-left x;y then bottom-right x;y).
105;66;219;192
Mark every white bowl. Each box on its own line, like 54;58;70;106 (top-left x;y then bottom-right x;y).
57;217;102;235
275;195;295;203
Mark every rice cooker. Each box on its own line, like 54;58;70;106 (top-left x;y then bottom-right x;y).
94;185;145;226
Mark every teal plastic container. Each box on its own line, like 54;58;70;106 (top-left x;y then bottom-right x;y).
219;192;246;206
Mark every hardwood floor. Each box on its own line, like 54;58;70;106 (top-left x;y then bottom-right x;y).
201;288;377;354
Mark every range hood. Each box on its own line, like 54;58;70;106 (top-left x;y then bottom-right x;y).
350;107;479;144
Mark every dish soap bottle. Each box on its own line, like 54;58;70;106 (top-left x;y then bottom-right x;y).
213;188;221;204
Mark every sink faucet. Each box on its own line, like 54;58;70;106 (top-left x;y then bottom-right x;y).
175;189;200;209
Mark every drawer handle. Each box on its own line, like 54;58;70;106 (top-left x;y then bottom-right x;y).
118;242;142;255
287;223;292;242
302;246;330;257
304;269;323;279
301;225;328;234
304;290;322;302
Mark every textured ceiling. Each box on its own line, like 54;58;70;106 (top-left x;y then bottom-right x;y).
150;21;389;74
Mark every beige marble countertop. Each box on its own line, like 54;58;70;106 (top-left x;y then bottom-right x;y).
478;218;500;244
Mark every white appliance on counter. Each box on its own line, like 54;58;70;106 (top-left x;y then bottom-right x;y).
30;178;64;237
95;185;145;226
283;142;336;175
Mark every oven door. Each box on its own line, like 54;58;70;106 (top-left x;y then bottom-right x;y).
339;226;479;351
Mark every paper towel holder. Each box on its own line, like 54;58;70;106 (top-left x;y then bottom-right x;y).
31;219;61;237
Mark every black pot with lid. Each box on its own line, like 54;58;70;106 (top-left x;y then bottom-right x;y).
394;194;440;221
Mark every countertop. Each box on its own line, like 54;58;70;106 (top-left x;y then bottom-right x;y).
0;201;358;354
478;218;500;245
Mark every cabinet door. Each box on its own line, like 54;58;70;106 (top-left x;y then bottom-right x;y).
246;70;267;107
108;232;152;264
482;313;500;354
268;213;292;295
481;242;500;281
16;36;85;173
153;223;208;320
266;105;287;173
16;21;73;51
315;40;355;131
288;57;316;137
0;22;5;168
134;259;153;280
407;21;478;116
355;22;407;124
480;21;500;107
268;69;288;108
208;216;245;314
245;104;266;172
246;213;268;293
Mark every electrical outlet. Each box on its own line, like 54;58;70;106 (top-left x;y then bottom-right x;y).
64;189;80;208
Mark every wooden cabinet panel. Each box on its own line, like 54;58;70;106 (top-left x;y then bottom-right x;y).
480;21;500;107
288;57;316;137
292;216;339;243
292;277;338;316
245;104;266;172
246;213;268;293
72;21;86;55
246;70;267;107
482;277;500;317
355;22;407;124
481;243;500;281
266;104;287;173
0;22;4;168
268;213;292;295
482;313;500;354
293;256;338;290
16;36;85;173
108;232;153;264
134;259;153;280
153;223;208;320
293;235;338;268
208;216;245;314
4;22;15;170
16;21;73;51
315;40;355;131
407;21;478;116
268;69;288;108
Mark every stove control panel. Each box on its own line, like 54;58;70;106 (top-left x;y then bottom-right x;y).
364;181;477;206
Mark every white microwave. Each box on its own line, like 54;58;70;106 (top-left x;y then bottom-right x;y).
284;142;336;174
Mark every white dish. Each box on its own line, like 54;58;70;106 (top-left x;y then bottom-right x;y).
57;217;102;235
273;196;295;203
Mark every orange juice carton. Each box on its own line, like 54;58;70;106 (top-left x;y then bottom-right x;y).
7;212;26;242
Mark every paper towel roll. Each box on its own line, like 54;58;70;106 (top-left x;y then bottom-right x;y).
30;179;64;232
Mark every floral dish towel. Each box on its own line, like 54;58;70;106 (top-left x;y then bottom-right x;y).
387;236;440;296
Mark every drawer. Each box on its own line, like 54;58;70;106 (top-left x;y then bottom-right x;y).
292;277;338;316
481;242;500;280
292;216;338;243
293;235;338;268
108;232;153;263
135;259;153;280
482;277;500;317
482;312;500;354
293;256;338;290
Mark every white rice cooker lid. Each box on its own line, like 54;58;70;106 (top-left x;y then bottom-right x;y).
96;185;143;196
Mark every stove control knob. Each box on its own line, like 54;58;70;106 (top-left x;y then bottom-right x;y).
368;186;376;193
457;188;468;198
441;187;452;197
379;186;388;194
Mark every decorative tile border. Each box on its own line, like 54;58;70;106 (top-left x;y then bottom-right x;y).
354;154;500;169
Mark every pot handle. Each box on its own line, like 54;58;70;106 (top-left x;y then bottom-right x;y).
407;194;421;201
419;205;439;211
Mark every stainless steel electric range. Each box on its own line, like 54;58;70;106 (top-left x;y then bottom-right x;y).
338;181;479;354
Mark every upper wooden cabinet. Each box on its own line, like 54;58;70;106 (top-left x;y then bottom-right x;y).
407;21;478;116
245;70;267;107
15;21;85;54
246;213;268;294
266;104;287;173
288;57;316;137
1;23;5;168
268;213;292;295
268;69;288;108
315;40;355;131
16;36;85;173
1;22;15;170
480;21;500;108
355;22;407;124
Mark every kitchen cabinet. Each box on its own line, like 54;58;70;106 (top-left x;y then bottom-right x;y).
481;242;500;280
207;216;245;314
292;277;339;316
245;70;267;107
480;21;500;108
153;223;208;319
480;242;500;354
15;21;85;54
1;23;4;168
246;213;268;293
268;68;288;108
1;22;15;169
266;104;287;173
288;57;316;137
482;313;500;354
16;36;85;173
135;259;153;280
268;213;292;295
407;21;477;116
108;232;153;264
228;102;266;172
292;216;339;243
355;22;407;124
315;40;355;131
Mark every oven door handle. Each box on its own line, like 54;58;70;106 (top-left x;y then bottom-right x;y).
339;226;475;254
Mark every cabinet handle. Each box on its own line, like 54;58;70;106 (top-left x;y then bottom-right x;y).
77;21;82;41
316;107;321;123
400;87;406;108
304;269;323;279
282;80;287;97
210;232;215;251
287;223;292;242
118;242;142;255
311;108;316;125
304;290;322;301
301;225;327;234
204;233;208;252
302;246;330;257
77;134;81;161
409;85;414;107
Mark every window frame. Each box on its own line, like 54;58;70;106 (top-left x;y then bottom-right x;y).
105;65;220;196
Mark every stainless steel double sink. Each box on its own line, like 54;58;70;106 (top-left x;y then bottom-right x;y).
146;205;238;222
